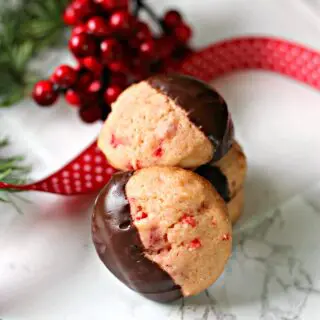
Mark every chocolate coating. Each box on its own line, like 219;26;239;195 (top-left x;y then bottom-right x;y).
147;73;234;161
92;172;182;302
195;165;230;202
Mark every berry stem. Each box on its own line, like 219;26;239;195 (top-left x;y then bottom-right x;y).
133;0;164;31
133;0;142;16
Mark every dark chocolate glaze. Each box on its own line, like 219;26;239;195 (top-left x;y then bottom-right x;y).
147;73;234;161
195;165;230;202
92;172;182;302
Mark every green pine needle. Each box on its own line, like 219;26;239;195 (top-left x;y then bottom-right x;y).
0;0;69;107
0;138;31;212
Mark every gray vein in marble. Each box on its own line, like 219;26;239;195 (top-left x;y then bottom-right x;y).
238;210;316;319
301;197;320;216
175;202;320;320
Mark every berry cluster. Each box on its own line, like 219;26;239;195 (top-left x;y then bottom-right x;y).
32;0;193;123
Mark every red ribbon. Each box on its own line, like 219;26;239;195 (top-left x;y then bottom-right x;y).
2;37;319;195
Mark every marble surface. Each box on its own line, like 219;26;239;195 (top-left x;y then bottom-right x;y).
1;0;320;319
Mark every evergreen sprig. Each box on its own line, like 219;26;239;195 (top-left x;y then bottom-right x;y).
0;138;31;212
0;0;68;107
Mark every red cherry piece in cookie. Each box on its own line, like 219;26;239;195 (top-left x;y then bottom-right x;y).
135;160;142;170
188;238;202;250
110;133;123;148
135;211;148;221
221;233;231;241
126;163;134;170
148;227;162;247
153;146;163;158
180;214;196;227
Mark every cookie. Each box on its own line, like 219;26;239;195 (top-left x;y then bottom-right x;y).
227;188;244;224
98;74;234;171
92;167;232;302
195;141;247;202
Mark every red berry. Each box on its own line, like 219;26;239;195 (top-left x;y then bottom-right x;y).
69;34;97;57
32;80;58;106
129;37;140;49
104;85;122;104
63;5;81;26
108;60;127;73
100;39;123;63
139;40;155;57
162;57;181;72
163;10;182;28
71;24;87;37
51;65;77;88
94;0;128;10
76;72;94;90
65;89;81;106
72;0;96;18
88;80;102;93
156;36;175;58
110;72;127;87
82;92;100;105
109;11;131;33
86;16;110;37
135;22;152;42
174;24;192;43
130;58;150;80
82;56;103;75
79;105;102;123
